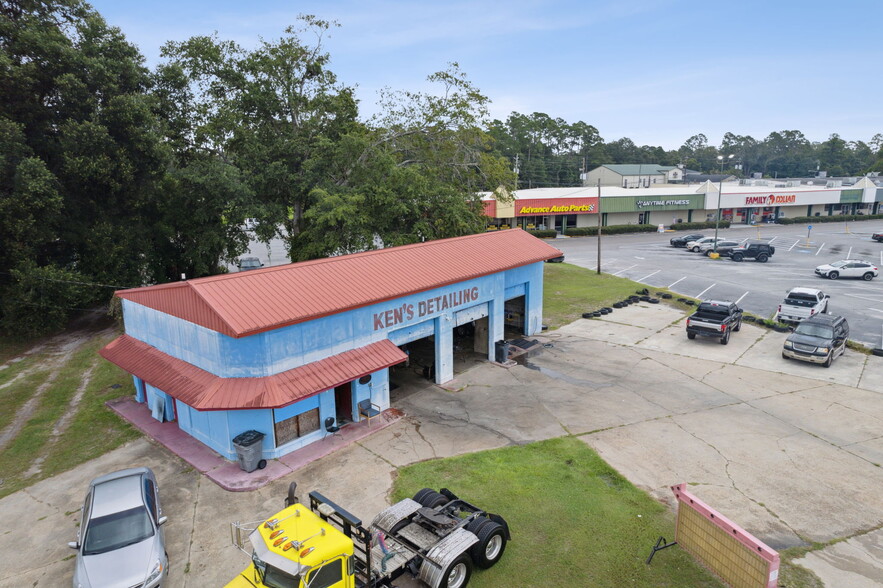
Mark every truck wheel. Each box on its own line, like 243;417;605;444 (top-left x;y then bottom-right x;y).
757;254;768;262
413;488;435;504
440;554;472;588
687;332;696;340
824;352;833;368
863;272;874;281
732;254;743;262
733;319;741;332
828;271;839;280
720;330;730;345
470;521;507;568
416;490;449;508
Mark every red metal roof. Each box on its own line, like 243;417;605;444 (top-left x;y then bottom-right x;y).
99;335;407;410
116;229;562;338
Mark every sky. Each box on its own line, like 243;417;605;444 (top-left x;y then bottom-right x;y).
87;0;883;151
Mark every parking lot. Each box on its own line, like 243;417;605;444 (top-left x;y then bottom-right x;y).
551;221;883;347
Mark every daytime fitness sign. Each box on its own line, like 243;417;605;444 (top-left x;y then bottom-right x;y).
745;194;797;206
636;199;691;209
373;287;480;330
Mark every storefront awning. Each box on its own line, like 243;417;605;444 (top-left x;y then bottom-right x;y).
99;335;407;411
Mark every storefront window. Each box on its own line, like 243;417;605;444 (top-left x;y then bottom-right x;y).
274;407;320;446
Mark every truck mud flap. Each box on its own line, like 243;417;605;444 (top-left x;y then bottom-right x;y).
371;498;422;533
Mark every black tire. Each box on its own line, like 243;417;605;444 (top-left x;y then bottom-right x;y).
661;293;672;299
872;348;883;357
863;272;874;281
720;330;730;345
599;308;609;314
733;319;741;332
603;307;613;312
257;459;267;470
656;292;665;297
470;521;507;569
640;296;651;302
828;271;839;280
824;352;833;368
685;300;695;306
691;246;700;252
413;488;435;503
439;554;473;588
418;490;449;508
612;302;623;309
687;332;696;340
743;315;756;322
757;254;768;262
582;312;593;319
677;297;686;303
592;312;602;317
732;253;744;262
649;298;659;304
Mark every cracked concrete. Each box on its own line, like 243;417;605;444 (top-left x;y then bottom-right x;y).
2;302;883;587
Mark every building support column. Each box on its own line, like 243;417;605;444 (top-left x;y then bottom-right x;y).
434;315;454;384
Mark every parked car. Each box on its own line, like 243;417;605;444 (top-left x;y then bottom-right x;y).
237;256;263;271
814;259;878;281
775;287;829;324
782;313;849;367
686;236;727;252
69;467;169;588
873;232;883;242
545;254;565;263
686;300;743;345
728;242;775;262
670;233;705;248
700;240;740;255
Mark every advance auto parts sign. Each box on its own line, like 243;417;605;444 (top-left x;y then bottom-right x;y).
745;194;797;206
518;203;595;214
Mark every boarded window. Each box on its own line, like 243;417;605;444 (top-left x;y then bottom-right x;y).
274;407;320;446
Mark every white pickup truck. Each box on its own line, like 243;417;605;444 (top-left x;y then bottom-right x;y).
775;287;830;324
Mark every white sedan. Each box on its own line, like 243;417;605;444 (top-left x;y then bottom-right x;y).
814;260;878;280
686;236;727;252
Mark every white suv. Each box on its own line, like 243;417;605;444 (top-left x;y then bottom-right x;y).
815;260;878;281
686;236;727;252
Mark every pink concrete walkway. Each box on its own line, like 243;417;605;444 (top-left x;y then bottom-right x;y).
107;397;403;492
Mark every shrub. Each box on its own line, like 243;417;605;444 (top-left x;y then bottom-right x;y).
670;220;732;231
527;229;558;238
564;224;658;237
776;214;883;225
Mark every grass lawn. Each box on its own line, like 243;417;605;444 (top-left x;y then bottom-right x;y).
542;263;643;329
392;437;723;588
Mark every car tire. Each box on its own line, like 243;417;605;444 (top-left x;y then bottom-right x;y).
757;254;768;262
824;352;833;368
733;319;741;332
782;352;789;360
872;348;883;357
828;271;839;280
661;293;672;299
720;330;730;345
732;254;743;262
687;332;696;340
649;298;659;303
691;246;700;252
863;272;874;281
582;312;594;319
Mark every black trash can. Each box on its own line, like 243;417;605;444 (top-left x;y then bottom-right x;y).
232;430;266;472
495;340;510;363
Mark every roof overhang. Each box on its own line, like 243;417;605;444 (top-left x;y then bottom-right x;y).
99;335;407;411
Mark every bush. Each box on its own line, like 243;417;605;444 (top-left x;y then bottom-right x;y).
564;224;658;237
526;229;558;238
0;263;98;336
670;220;732;231
776;214;883;225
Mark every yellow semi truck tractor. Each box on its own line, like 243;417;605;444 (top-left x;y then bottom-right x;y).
227;483;510;588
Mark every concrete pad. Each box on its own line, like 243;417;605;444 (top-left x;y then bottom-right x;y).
737;328;865;387
794;528;883;588
636;322;766;363
698;363;825;401
858;354;883;394
635;347;731;381
557;316;660;346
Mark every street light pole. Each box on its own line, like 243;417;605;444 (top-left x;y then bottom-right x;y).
713;155;734;253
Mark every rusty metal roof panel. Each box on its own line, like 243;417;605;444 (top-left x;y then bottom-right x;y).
116;229;562;338
99;335;407;411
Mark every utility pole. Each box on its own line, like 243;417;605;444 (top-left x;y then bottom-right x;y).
596;179;602;274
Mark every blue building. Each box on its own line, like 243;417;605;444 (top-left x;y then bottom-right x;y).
100;230;562;462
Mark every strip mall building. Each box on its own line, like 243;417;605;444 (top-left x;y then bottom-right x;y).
482;177;883;231
99;230;562;462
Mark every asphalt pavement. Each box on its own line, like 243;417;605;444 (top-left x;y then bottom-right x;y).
551;221;883;348
5;302;882;587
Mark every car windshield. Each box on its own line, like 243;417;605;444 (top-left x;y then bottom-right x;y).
239;259;261;269
794;323;834;339
253;554;302;588
83;506;154;555
829;261;847;268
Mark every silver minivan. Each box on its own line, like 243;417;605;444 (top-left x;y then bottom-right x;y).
69;467;169;587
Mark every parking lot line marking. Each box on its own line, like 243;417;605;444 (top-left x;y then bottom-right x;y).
736;291;749;304
636;270;660;282
668;276;686;288
788;240;799;251
816;243;825;256
769;236;778;244
696;283;716;298
846;246;852;259
612;264;636;276
871;308;883;315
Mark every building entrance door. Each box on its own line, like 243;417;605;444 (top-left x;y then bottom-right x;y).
334;382;352;423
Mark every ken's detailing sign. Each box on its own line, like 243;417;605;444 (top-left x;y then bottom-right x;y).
636;199;691;209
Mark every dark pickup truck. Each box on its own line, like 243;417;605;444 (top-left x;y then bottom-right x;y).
686;300;743;345
873;232;883;243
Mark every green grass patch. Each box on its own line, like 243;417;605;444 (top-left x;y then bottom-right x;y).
0;368;51;432
0;333;138;499
392;437;723;588
543;264;648;329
